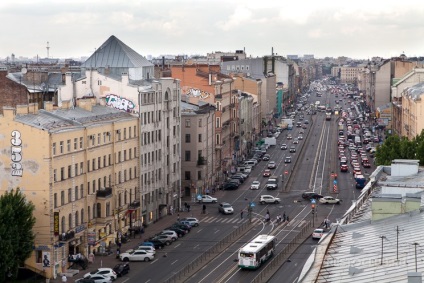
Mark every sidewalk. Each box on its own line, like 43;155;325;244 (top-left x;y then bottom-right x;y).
51;193;224;282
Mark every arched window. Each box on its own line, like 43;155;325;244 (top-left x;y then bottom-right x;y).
164;91;169;101
88;206;91;220
81;208;84;224
61;216;66;233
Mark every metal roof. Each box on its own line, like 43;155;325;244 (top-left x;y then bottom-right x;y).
316;211;424;283
81;35;153;69
14;105;136;133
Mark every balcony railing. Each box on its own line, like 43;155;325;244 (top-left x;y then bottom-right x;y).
197;156;207;166
128;200;141;209
59;230;75;241
96;187;112;198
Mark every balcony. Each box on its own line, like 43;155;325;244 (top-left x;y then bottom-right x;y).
128;200;141;209
59;230;75;241
197;156;207;166
96;187;112;198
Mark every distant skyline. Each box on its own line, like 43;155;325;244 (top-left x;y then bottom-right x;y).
1;0;423;60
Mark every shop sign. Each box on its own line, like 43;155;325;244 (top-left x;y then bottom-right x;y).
87;231;96;246
54;212;59;236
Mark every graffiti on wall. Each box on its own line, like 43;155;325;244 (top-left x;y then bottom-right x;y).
182;87;211;100
11;130;23;177
105;94;135;112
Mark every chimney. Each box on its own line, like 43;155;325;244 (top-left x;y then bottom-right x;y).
77;99;93;112
3;107;16;119
61;100;72;109
44;101;54;111
121;73;129;85
29;103;39;114
65;72;72;86
16;104;29;115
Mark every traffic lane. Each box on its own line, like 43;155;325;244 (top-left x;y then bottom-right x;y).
185;220;275;283
126;218;240;282
268;233;320;283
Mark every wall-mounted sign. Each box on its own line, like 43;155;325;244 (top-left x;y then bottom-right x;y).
11;130;23;177
87;231;96;246
54;212;59;236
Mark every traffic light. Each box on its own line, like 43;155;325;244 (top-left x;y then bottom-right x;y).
311;203;315;214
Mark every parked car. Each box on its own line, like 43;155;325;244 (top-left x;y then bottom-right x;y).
218;202;234;215
180;217;199;227
250;181;261;190
163;227;186;237
201;195;218;203
160;230;178;241
119;249;155;262
149;235;172;246
140;240;165;250
112;263;130;277
223;182;239;190
76;275;112;283
319;196;341;204
84;268;117;281
260;195;281;204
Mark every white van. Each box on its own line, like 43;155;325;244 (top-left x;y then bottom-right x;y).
244;160;257;167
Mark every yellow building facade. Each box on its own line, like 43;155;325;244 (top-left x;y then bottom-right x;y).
0;99;139;279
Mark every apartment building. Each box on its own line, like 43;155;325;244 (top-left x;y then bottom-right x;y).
59;36;182;224
0;99;138;279
181;102;215;197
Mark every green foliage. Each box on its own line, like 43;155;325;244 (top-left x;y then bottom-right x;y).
375;132;424;166
0;188;36;281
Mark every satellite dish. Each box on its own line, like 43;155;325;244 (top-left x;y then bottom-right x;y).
21;68;27;74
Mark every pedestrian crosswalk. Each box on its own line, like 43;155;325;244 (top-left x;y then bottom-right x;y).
200;216;262;224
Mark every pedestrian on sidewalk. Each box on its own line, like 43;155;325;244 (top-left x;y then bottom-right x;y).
283;212;286;222
177;213;180;221
240;209;244;219
187;204;191;212
202;204;206;214
324;218;329;229
286;215;290;223
184;202;188;212
206;188;210;195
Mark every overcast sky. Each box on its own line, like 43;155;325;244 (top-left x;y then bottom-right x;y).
1;0;423;60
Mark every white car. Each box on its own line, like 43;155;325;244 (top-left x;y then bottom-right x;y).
180;217;199;227
120;249;155;262
133;245;156;255
161;230;178;241
260;195;281;204
77;274;112;283
84;268;117;281
312;228;324;239
251;181;261;190
319;196;341;204
201;195;217;203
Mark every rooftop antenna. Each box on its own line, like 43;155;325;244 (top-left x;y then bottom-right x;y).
46;41;50;58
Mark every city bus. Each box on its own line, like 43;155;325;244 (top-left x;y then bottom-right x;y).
238;235;276;270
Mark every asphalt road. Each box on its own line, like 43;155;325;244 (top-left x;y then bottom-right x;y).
106;88;378;283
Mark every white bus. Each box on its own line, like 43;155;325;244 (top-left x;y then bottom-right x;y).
238;235;276;270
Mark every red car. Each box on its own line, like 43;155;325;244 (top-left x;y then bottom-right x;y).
263;169;271;177
363;161;371;168
340;164;349;172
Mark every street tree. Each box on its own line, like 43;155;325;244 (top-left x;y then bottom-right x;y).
0;188;36;282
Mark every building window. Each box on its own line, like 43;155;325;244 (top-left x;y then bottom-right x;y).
80;185;84;198
68;188;72;203
54;193;57;208
185;151;191;161
67;140;71;152
68;165;72;178
52;143;56;155
185;134;191;143
60;141;63;154
53;169;57;182
198;119;202;127
68;213;72;229
75;186;79;200
60;167;64;180
185;119;191;128
198;134;202;142
80;137;83;149
61;191;65;206
198;171;202;180
185;171;191;180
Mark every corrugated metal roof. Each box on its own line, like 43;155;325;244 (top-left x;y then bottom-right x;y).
14;105;136;132
82;35;153;69
316;210;424;283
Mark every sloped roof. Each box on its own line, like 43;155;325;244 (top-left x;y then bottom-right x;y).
406;81;424;101
81;35;153;69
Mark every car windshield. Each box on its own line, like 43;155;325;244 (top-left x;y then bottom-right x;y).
223;204;231;208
